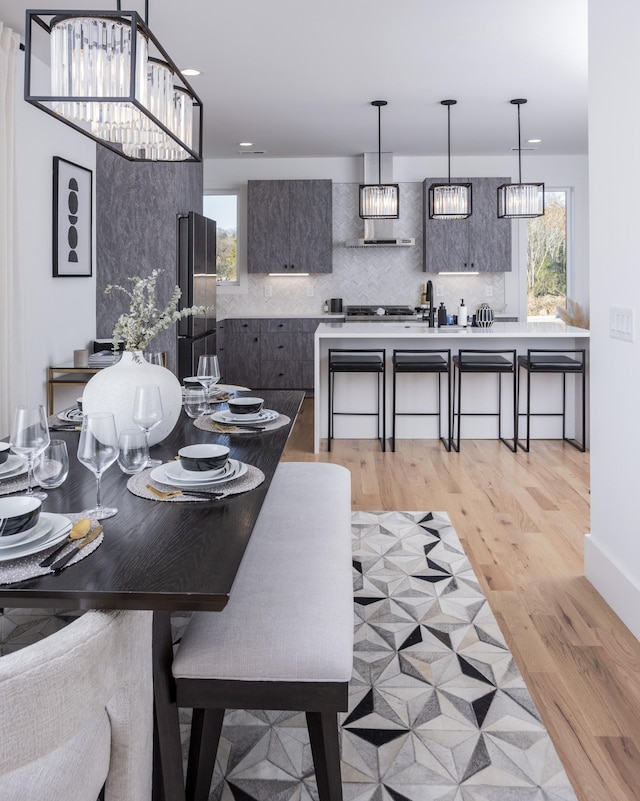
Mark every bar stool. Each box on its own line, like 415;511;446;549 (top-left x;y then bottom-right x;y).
517;349;586;452
391;349;451;451
328;349;386;452
451;349;517;452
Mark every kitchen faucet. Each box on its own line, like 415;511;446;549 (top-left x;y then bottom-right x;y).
426;280;435;327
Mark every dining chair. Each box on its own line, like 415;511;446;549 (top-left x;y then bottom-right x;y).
0;609;153;801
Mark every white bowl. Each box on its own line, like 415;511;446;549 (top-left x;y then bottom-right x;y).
178;443;230;472
0;496;42;543
228;397;264;416
0;441;10;466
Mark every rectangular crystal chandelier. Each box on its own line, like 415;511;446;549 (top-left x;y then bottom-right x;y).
359;184;400;219
24;10;202;162
429;183;472;220
497;182;545;218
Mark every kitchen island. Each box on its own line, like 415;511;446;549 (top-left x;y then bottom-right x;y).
313;320;590;452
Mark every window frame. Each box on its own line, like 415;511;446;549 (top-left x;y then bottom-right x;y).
203;189;248;294
523;185;574;321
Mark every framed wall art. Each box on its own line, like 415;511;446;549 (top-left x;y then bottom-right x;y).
53;157;93;277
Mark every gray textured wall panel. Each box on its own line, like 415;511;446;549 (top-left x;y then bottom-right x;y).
95;146;203;371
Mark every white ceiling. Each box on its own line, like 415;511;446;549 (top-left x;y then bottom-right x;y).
0;0;588;160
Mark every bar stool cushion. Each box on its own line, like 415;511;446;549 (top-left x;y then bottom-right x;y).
454;353;513;371
172;462;353;684
394;353;448;372
518;354;583;370
330;353;384;372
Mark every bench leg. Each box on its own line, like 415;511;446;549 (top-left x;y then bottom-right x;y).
306;711;343;801
185;708;225;801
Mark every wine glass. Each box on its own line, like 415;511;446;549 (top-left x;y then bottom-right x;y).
117;429;149;474
33;440;69;489
197;355;221;410
144;351;165;366
10;405;50;500
77;413;119;519
132;385;164;468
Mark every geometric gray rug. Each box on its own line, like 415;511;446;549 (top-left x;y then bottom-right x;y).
184;511;578;801
0;512;578;800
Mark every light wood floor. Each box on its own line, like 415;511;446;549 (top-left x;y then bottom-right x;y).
282;400;640;801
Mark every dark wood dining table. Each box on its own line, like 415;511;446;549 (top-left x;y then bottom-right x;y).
0;389;304;801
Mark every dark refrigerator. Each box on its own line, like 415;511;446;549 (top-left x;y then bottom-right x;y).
176;211;217;380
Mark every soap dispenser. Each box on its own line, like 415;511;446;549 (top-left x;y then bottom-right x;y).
458;299;467;327
437;302;447;327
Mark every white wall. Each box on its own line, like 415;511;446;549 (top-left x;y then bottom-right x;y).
13;50;96;413
204;153;589;321
585;0;640;638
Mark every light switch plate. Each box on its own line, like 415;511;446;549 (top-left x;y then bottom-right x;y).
609;306;634;342
264;285;273;298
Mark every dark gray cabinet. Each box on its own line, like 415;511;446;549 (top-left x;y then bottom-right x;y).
217;319;261;388
423;177;512;272
247;180;333;274
217;317;323;391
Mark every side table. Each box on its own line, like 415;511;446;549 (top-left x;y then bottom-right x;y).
47;365;101;414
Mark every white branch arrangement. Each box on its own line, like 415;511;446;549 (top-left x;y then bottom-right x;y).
105;269;212;353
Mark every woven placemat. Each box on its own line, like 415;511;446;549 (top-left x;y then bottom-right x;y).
0;513;104;587
127;462;265;502
194;413;290;435
0;472;28;497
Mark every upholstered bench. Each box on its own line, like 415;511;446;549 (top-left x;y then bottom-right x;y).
173;461;353;801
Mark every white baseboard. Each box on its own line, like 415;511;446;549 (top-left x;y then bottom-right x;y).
584;533;640;641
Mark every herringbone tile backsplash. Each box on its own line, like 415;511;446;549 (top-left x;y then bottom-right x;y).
217;183;505;318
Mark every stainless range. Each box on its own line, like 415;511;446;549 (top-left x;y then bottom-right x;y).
344;304;418;322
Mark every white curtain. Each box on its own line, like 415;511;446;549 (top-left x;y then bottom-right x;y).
0;22;25;435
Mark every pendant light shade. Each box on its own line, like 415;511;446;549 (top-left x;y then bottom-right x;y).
24;6;202;162
497;99;544;218
359;100;399;219
429;100;472;220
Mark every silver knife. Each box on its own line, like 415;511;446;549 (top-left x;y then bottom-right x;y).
50;525;103;572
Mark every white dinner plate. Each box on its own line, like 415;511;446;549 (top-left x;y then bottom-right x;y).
0;513;72;562
164;460;232;483
150;459;247;488
57;407;83;422
0;454;28;479
212;409;279;425
0;516;54;549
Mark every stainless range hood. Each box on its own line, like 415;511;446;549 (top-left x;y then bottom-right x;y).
345;153;415;248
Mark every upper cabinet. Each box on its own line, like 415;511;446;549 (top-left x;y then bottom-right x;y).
423;177;512;272
248;180;333;273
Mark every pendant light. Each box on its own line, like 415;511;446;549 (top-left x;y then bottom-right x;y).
429;100;472;220
359;100;399;219
24;2;202;162
497;99;544;218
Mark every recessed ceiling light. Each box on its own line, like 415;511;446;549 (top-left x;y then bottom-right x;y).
181;68;201;77
238;142;253;147
528;138;542;143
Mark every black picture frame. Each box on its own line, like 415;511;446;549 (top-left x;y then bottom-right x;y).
53;157;93;277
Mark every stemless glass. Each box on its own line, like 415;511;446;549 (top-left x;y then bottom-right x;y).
77;412;119;519
183;387;207;419
197;355;221;410
132;385;164;468
117;429;149;474
144;351;165;366
33;440;69;489
10;405;51;500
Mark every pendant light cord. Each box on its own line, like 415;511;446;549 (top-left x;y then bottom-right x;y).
447;104;452;184
516;101;523;183
377;103;382;186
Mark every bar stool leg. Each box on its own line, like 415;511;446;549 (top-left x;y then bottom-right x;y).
391;367;397;452
381;365;386;452
328;368;333;453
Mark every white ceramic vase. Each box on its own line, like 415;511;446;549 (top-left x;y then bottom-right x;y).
81;351;183;445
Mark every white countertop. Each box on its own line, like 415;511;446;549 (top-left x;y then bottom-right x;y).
218;313;344;321
315;320;589;338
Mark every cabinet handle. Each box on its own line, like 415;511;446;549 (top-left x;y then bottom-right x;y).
278;323;284;328
278;345;284;349
254;337;258;342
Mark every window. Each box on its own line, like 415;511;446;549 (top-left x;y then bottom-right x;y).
203;193;238;284
527;190;568;317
